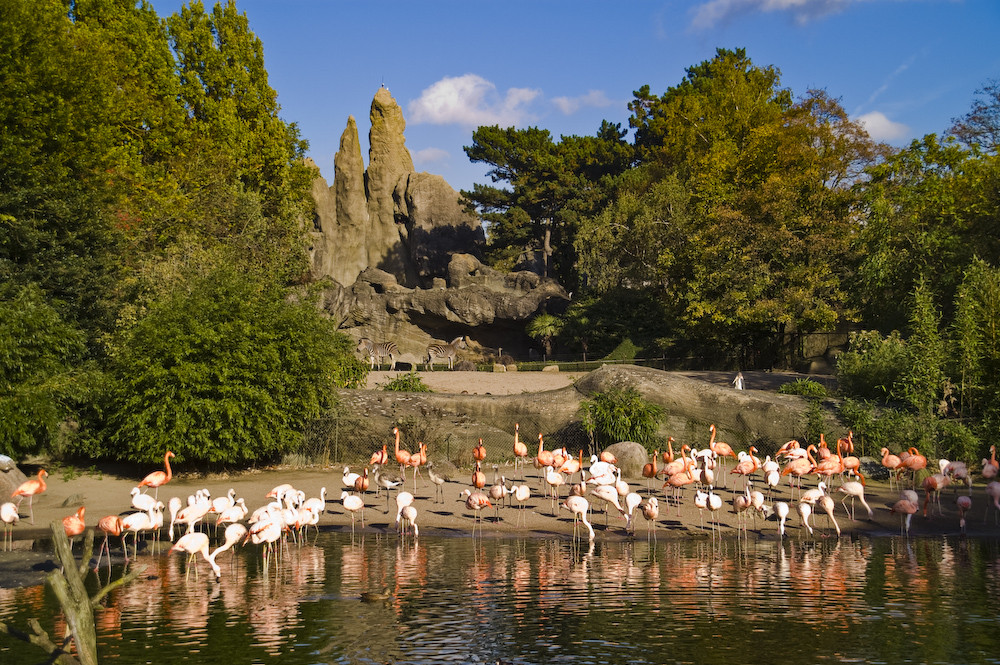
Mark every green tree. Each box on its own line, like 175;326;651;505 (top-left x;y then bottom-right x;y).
526;313;564;359
903;278;947;421
103;268;366;464
463;121;631;288
949;78;1000;153
0;285;92;457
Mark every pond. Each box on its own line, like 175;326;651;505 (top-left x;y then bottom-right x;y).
2;533;1000;664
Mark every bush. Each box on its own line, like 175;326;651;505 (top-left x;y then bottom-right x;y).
0;285;94;457
778;379;828;398
383;371;432;393
836;330;909;401
102;268;367;465
579;387;663;452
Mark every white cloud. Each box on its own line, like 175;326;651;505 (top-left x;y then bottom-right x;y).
690;0;850;29
409;74;540;127
552;90;615;115
412;147;450;165
857;111;909;141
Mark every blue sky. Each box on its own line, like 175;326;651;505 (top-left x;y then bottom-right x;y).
150;0;1000;193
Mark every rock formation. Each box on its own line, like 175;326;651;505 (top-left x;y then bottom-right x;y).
322;254;569;363
308;87;484;289
308;88;559;360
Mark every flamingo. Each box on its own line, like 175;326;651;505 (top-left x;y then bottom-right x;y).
62;506;86;541
393;427;411;475
11;468;47;524
733;487;751;536
427;463;447;503
354;469;370;494
213;523;247;563
956;495;971;534
837;475;874;520
534;433;554;489
301;488;327;515
400;504;419;537
1;502;19;551
921;473;950;517
510;484;531;526
138;451;175;499
901;447;928;488
624;492;643;533
488;469;507;520
122;509;154;560
981;445;998;480
472;461;487;489
460;489;492;535
706;491;723;538
343;466;361;491
781;445;817;497
797;501;814;536
370;444;389;466
881;447;903;491
94;514;124;570
708;424;737;487
985;481;1000;524
940;459;972;495
774;501;790;538
559;450;583;481
512;423;529;473
341;490;365;532
891;498;919;536
731;447;759;489
817;495;840;537
406;443;427;490
561;494;594;540
839;432;861;479
473;438;486;462
130;487;157;512
590;484;626;526
544;466;565;514
641;450;659;494
663;467;697;515
169;532;221;580
209;488;237;515
641;497;659;536
394;491;415;529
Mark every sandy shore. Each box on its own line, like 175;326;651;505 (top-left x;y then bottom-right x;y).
0;368;989;588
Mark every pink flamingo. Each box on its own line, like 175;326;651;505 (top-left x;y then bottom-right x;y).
139;451;175;499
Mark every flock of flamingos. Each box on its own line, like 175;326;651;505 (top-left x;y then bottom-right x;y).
2;423;1000;580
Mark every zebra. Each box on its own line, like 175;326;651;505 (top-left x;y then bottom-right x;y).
357;338;398;370
425;336;467;370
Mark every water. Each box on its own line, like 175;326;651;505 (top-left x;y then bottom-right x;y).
2;534;1000;664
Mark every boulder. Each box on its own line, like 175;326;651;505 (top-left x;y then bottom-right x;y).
604;441;649;479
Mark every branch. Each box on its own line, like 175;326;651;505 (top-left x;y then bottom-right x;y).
90;565;145;609
0;619;80;665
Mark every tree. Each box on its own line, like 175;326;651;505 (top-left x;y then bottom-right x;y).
463;122;631;289
526;313;564;359
949;78;1000;153
102;267;367;464
0;285;92;457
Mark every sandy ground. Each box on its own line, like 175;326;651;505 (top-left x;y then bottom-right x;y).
0;369;988;587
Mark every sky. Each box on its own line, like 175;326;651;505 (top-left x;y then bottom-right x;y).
149;0;1000;193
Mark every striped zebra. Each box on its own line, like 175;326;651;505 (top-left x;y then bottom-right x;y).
425;336;467;370
357;338;398;370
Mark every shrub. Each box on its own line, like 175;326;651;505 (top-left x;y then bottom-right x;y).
102;268;366;465
836;330;909;401
383;371;432;393
580;387;663;452
778;379;828;398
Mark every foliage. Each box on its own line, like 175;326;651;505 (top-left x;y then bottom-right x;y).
383;371;432;393
526;313;564;357
579;387;663;452
102;267;366;464
463;121;632;288
602;338;643;362
901;278;947;419
803;399;828;448
777;379;828;398
835;330;909;401
0;285;94;457
949;77;1000;153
